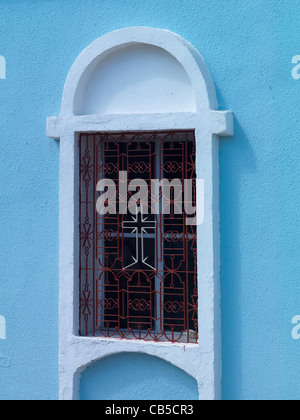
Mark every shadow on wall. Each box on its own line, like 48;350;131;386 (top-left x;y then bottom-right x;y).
80;352;199;401
219;110;257;399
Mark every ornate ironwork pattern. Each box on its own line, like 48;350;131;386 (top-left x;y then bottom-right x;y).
79;131;198;343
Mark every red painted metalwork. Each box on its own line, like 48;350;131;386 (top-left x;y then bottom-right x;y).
79;131;198;343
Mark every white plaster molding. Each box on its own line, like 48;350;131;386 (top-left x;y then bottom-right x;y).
47;111;233;138
47;27;234;401
60;27;219;117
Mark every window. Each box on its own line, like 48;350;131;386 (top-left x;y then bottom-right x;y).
79;131;198;343
47;27;233;400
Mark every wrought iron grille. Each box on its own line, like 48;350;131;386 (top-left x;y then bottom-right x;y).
79;131;198;343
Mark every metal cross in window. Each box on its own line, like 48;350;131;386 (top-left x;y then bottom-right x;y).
122;211;156;270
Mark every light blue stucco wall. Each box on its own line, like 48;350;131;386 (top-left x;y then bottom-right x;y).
80;353;199;401
0;0;299;400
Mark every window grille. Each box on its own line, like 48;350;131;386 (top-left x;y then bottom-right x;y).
79;131;198;343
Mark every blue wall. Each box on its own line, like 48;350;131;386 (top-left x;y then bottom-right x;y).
80;353;199;401
0;0;299;400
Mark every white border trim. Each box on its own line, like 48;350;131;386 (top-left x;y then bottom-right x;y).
47;27;233;401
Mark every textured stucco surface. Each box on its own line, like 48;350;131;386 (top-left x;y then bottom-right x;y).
0;0;299;400
80;353;199;401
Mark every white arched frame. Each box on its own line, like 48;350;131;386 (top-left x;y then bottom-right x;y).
47;27;233;400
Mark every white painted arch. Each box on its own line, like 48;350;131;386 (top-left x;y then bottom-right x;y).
61;27;217;116
47;27;233;401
